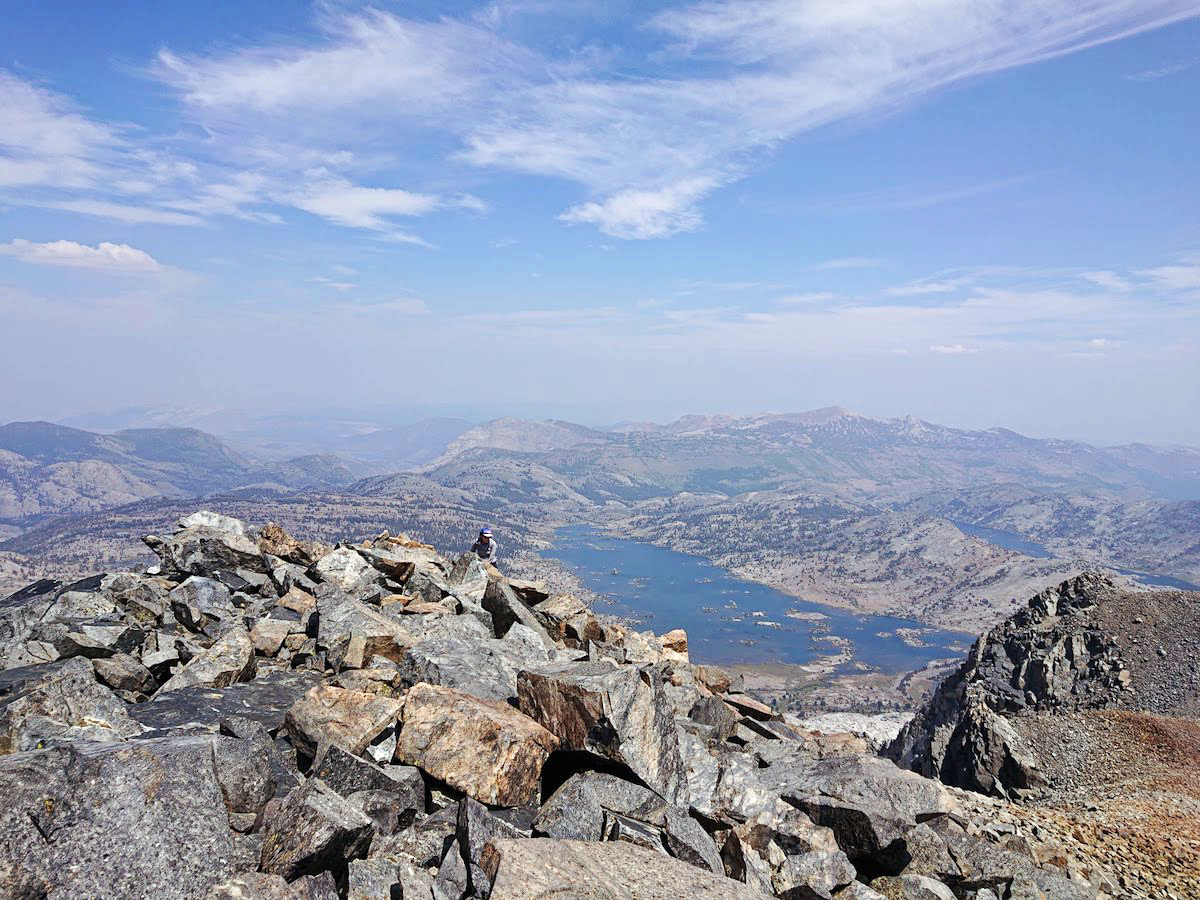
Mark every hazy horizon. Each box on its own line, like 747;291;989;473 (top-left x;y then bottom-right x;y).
2;399;1196;451
2;2;1198;446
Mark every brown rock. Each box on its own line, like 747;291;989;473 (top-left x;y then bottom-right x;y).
395;683;558;807
660;628;689;661
315;591;416;662
695;664;733;694
400;600;455;616
251;619;293;657
726;694;774;721
277;587;316;614
93;652;156;695
283;685;404;758
259;522;318;565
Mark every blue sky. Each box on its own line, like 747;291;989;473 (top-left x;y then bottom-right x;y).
1;1;1198;444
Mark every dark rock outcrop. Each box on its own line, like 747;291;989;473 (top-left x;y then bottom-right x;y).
887;574;1130;797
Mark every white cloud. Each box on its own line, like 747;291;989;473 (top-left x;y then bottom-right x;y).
929;344;981;355
37;199;204;226
0;71;117;189
154;12;530;117
886;277;971;297
559;178;718;239
1126;59;1195;81
1081;270;1133;291
814;257;884;270
285;176;481;232
1138;261;1200;292
150;2;1200;238
0;238;161;272
1088;338;1121;349
312;276;354;292
288;177;443;229
776;292;837;305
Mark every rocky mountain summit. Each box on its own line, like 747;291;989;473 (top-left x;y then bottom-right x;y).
889;574;1200;897
0;511;1113;899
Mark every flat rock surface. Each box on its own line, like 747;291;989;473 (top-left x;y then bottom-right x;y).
484;838;774;899
131;669;322;734
0;735;247;899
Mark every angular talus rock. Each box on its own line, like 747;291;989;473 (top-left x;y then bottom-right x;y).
773;755;955;869
144;514;263;576
395;682;558;807
259;778;374;881
93;651;156;694
0;655;144;751
157;623;256;695
517;661;687;804
482;576;556;649
283;684;404;758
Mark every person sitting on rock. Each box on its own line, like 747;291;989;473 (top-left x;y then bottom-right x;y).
471;527;498;564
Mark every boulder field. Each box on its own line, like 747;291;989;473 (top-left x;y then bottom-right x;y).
0;511;1106;898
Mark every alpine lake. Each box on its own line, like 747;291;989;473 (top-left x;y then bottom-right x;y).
549;525;973;671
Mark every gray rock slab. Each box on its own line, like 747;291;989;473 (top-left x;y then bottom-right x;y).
259;778;374;881
0;655;144;752
776;755;955;867
156;624;256;694
483;838;774;899
482;577;556;648
534;776;605;841
0;735;247;899
312;742;424;814
130;668;321;735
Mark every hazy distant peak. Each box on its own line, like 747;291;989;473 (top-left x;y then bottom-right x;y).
426;416;606;466
757;406;860;425
620;407;862;435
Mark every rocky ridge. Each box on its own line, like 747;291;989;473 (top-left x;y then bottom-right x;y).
0;512;1114;898
887;574;1133;799
888;574;1200;898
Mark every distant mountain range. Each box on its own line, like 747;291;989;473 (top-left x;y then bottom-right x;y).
421;408;1200;503
2;408;1198;626
0;421;365;529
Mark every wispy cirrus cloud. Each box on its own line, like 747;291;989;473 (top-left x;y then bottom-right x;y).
4;3;1199;243
1126;59;1195;81
0;61;475;243
810;175;1034;214
813;257;884;270
144;1;1200;239
0;71;117;189
38;199;204;226
885;276;972;297
1081;270;1133;291
1137;260;1200;292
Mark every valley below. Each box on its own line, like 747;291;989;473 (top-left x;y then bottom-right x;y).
3;409;1198;717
